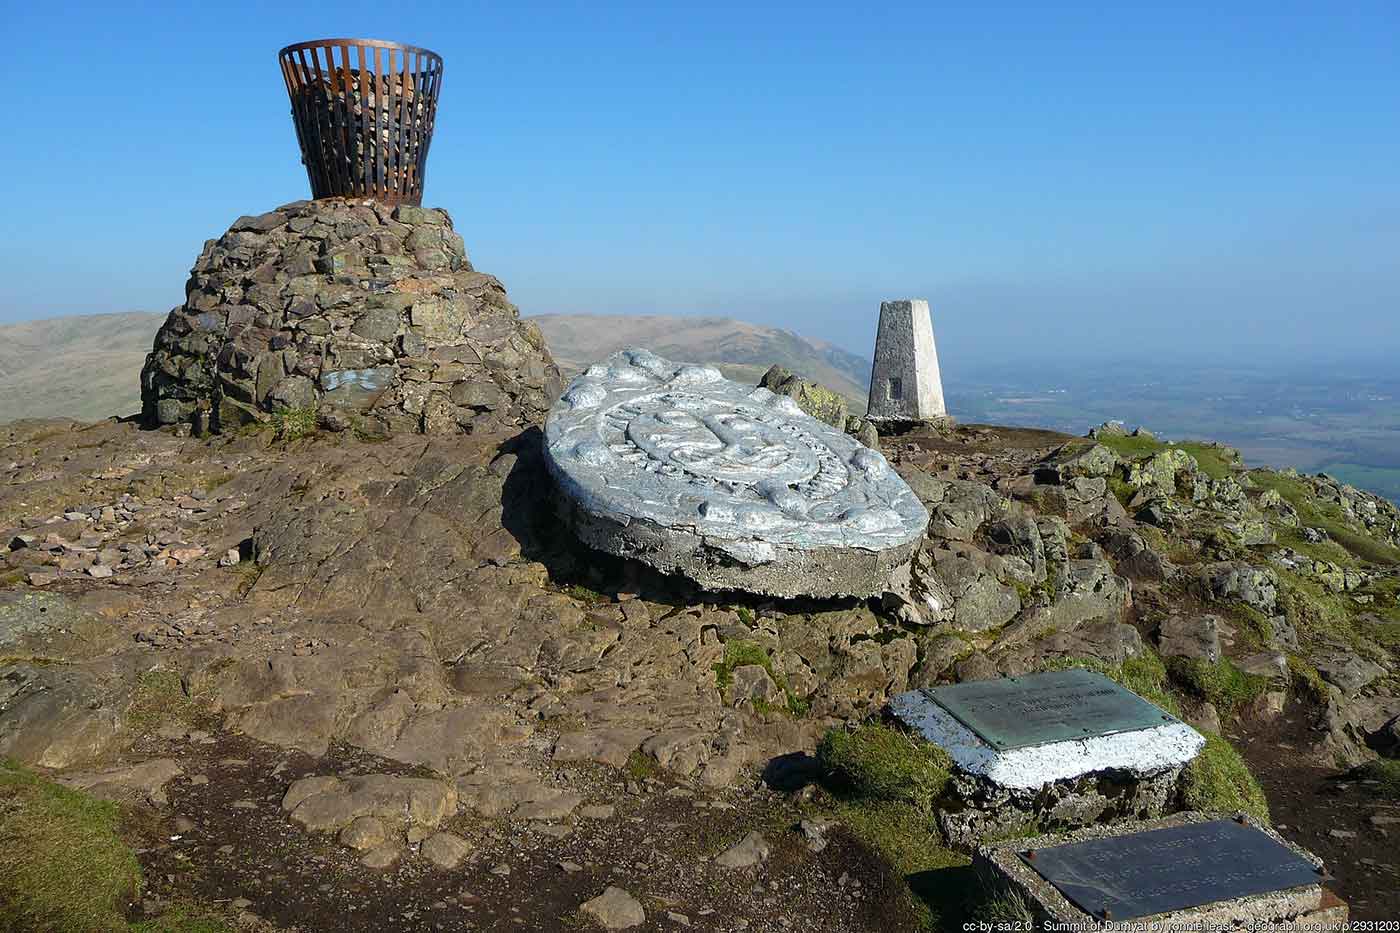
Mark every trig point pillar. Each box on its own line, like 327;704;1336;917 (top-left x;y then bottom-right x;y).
867;298;946;424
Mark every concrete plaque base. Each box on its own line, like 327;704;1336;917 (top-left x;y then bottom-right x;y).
976;811;1347;930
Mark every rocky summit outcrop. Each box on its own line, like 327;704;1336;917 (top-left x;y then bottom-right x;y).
2;401;1399;929
140;199;562;435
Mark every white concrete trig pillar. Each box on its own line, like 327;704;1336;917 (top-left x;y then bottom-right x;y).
866;298;946;422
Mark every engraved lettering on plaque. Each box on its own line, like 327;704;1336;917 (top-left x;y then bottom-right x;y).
1019;819;1321;920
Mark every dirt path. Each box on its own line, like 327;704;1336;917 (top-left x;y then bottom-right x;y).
1237;703;1400;921
126;734;924;932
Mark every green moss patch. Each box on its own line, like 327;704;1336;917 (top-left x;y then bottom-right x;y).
1176;443;1236;482
560;582;609;605
1277;570;1356;646
623;749;659;782
125;670;211;738
1352;759;1400;798
829;798;972;932
270;406;317;443
1095;434;1164;461
1166;656;1268;712
0;758;142;932
711;640;807;716
1180;733;1270;823
1095;436;1235;483
817;723;952;812
129;903;241;933
1252;471;1400;566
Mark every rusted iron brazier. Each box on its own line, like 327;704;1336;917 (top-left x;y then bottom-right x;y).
278;38;443;206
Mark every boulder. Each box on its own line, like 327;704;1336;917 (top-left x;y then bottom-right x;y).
1309;645;1387;698
714;831;771;869
758;365;848;429
1017;559;1131;634
1087;421;1128;438
928;480;1005;542
982;512;1047;584
580;887;645;930
0;663;124;769
926;549;1022;632
1156;615;1222;663
420;831;472;869
1372;714;1400;758
1037;443;1116;482
1102;529;1170;581
1193;562;1279;617
1125;447;1198;492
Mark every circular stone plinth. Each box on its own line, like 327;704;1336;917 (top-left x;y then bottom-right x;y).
544;348;929;598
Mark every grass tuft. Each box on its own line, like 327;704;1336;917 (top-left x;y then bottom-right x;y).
1166;656;1269;712
1251;471;1400;566
270;406;317;443
966;884;1035;927
125;670;210;738
129;902;240;932
1181;732;1270;823
817;723;952;813
1352;759;1400;798
1287;655;1330;706
711;640;772;693
711;640;809;716
0;758;142;932
1277;570;1354;643
829;798;971;932
1095;434;1164;461
1177;443;1236;481
623;749;659;782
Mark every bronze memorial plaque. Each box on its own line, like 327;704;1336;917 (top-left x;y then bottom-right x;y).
1018;818;1321;920
922;668;1178;750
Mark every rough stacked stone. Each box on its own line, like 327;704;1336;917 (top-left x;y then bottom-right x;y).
140;199;562;435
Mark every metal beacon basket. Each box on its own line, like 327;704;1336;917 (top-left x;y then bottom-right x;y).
278;38;444;206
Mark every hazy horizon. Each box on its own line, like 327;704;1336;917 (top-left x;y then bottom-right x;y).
2;2;1396;371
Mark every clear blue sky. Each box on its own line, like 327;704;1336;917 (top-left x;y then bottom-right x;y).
1;1;1396;366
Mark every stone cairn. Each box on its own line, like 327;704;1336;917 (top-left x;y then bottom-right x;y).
141;198;561;435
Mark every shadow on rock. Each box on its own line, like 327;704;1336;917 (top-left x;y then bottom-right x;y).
496;426;704;609
762;751;822;793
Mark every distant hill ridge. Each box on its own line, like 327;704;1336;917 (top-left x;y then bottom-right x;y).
531;313;871;406
0;311;871;423
0;312;165;422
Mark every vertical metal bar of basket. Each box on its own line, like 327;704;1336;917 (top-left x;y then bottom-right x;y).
423;54;441;196
356;44;370;197
399;51;415;202
336;44;355;197
371;46;384;200
380;46;397;201
410;51;425;200
293;49;321;198
416;56;432;198
309;45;343;199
